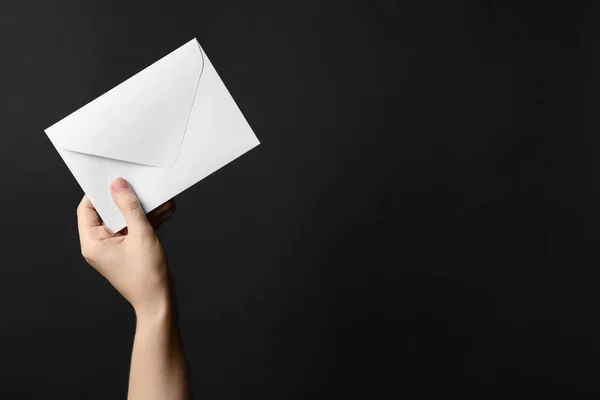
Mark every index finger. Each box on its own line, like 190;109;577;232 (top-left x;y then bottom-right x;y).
77;195;102;235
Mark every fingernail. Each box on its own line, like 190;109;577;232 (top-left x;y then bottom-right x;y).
111;178;129;192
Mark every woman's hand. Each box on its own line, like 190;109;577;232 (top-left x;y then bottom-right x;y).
77;177;175;317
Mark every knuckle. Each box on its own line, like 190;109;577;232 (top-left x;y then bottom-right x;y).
120;199;140;213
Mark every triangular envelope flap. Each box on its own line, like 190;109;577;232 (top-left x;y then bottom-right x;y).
46;39;204;168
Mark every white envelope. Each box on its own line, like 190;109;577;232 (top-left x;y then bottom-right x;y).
45;38;260;232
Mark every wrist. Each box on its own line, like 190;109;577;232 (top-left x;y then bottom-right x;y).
134;290;173;325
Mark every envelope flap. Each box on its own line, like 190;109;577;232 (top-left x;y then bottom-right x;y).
45;39;204;168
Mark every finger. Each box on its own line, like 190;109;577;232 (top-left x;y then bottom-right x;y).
77;196;102;238
88;221;122;240
147;200;175;222
110;178;152;235
149;207;175;230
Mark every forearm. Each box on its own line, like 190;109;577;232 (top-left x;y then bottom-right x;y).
128;294;189;400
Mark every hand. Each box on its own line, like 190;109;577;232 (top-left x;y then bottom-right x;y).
77;178;175;317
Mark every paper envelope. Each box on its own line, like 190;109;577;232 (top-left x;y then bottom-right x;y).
45;38;260;232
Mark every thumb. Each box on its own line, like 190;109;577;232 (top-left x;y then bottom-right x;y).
110;178;151;234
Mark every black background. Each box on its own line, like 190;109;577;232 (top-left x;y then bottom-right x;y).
1;0;599;398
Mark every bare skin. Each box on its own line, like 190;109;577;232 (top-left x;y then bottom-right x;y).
77;177;189;400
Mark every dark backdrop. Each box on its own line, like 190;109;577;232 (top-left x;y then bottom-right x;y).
1;0;599;398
